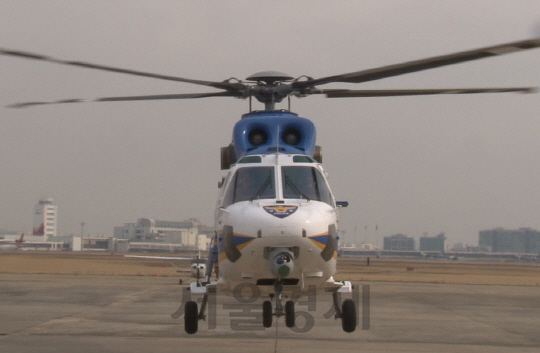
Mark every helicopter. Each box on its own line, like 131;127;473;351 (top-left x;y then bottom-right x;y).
1;37;539;334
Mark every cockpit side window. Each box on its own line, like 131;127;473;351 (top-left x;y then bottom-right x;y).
281;166;334;206
222;167;275;207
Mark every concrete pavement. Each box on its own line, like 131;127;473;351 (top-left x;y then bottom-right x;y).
0;274;539;352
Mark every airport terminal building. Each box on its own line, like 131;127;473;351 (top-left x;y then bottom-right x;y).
113;218;212;250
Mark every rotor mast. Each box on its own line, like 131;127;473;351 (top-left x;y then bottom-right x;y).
246;71;294;111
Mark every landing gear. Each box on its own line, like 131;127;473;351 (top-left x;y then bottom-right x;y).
263;300;273;328
341;299;356;333
181;282;215;334
331;284;357;333
262;280;296;329
285;300;295;328
261;280;356;332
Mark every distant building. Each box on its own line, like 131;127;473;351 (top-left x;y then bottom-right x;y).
383;234;415;251
359;243;375;250
479;228;540;254
113;218;210;250
33;198;57;239
450;242;465;252
420;233;446;252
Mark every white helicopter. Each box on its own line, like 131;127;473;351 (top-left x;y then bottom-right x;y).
1;37;539;334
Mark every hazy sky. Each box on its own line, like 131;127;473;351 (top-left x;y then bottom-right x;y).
1;1;540;246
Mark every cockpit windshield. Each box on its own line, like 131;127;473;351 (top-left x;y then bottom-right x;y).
223;167;276;206
281;166;334;206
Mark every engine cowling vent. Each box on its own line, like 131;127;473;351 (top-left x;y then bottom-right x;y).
282;128;301;146
248;128;268;146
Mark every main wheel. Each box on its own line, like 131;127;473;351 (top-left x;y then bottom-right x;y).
285;300;295;328
263;300;273;328
341;299;357;333
184;300;198;334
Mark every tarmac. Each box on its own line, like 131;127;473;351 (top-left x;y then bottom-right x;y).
0;273;539;353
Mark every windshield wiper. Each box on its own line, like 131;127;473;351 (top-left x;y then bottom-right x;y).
250;175;272;201
284;176;310;201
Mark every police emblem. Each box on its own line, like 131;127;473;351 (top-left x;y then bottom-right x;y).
263;205;298;218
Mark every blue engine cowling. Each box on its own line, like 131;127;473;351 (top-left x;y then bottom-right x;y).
232;111;316;159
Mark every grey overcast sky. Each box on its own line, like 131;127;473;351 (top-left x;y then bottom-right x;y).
1;1;540;246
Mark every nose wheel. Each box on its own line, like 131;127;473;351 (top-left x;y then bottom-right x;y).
285;300;295;328
262;300;272;328
262;280;296;328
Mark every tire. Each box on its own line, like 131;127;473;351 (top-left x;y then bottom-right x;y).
285;300;295;328
263;300;273;328
341;299;357;333
184;301;198;334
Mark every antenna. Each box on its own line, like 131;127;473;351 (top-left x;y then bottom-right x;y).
276;125;280;165
287;95;291;111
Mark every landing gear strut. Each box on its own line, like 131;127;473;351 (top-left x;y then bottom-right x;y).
331;286;357;333
183;290;211;335
181;279;215;334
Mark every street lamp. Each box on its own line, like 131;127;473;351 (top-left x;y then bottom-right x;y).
80;222;85;251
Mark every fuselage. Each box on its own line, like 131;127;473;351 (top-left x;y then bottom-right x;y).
0;233;24;251
214;153;340;295
0;244;19;251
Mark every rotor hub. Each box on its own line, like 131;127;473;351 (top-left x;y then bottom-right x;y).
246;71;293;85
245;73;295;110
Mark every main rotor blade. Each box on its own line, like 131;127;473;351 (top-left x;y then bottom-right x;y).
294;37;540;88
0;47;245;91
6;91;239;108
306;87;537;98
